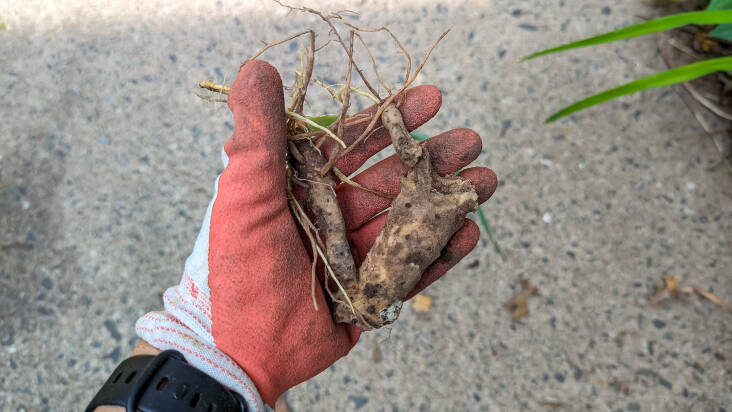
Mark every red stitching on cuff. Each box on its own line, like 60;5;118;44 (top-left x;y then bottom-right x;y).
137;320;249;388
175;285;211;318
181;272;212;312
163;292;211;333
141;313;188;328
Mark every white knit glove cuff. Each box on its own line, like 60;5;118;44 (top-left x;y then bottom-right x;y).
135;154;268;411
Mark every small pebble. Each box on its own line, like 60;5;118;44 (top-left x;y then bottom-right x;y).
543;211;552;223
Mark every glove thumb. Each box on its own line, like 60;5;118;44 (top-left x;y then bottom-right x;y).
225;60;288;172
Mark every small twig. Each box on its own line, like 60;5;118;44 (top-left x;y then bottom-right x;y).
288;141;305;163
315;38;332;52
286;111;346;148
333;31;356;162
332;167;395;199
352;31;391;95
667;37;703;60
292;31;316;114
198;81;231;95
307;76;380;103
289;130;324;140
273;0;381;100
400;28;450;91
287;182;320;311
661;36;732;121
656;33;732;168
289;186;369;325
196;94;228;103
681;82;732;121
243;29;314;68
288;50;307;112
310;77;340;100
693;287;732;311
344;22;412;89
320;29;450;174
320;93;398;174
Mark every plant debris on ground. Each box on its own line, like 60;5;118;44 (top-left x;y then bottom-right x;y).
649;274;731;310
505;279;540;321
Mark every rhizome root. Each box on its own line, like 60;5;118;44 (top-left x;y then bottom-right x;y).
198;3;477;330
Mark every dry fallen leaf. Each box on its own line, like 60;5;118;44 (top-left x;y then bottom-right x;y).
412;294;433;312
693;287;732;311
649;275;730;310
505;279;539;321
695;33;716;52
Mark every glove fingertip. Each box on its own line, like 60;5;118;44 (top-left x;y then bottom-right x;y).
225;60;287;158
228;60;283;110
400;85;442;130
459;167;498;204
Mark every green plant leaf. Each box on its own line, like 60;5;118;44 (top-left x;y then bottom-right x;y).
546;56;732;123
708;0;732;40
410;130;430;141
707;0;732;10
306;115;339;130
523;10;732;61
710;23;732;40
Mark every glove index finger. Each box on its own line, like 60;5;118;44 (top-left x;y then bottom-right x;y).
322;85;442;176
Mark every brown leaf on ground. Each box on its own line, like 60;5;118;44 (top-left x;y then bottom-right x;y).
695;33;716;52
693;287;732;311
649;275;730;310
505;279;539;321
412;294;433;312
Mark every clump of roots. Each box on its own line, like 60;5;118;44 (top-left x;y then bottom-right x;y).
198;3;477;330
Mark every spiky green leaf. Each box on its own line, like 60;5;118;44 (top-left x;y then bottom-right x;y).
523;10;732;61
546;56;732;123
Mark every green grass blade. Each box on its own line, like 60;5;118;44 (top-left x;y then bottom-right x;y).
523;10;732;61
546;56;732;123
476;207;505;259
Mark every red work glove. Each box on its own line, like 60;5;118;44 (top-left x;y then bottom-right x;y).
135;60;498;409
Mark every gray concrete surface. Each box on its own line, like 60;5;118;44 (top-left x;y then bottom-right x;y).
1;0;731;410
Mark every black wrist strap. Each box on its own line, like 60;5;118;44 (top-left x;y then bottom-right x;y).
86;349;247;412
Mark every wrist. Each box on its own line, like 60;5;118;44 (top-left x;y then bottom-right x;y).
134;309;265;409
91;340;160;412
130;339;162;356
89;341;252;412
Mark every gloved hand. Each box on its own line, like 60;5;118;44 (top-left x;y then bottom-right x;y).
135;60;497;409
